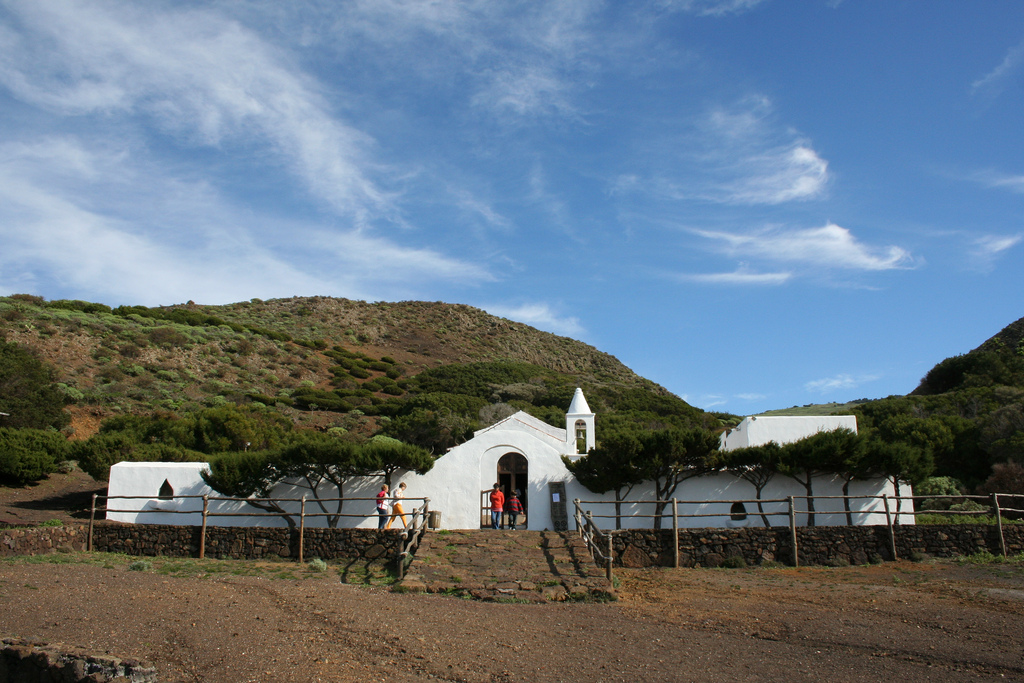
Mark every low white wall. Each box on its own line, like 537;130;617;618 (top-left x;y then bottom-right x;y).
106;461;913;529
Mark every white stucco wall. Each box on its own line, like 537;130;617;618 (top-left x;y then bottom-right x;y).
720;415;858;451
106;462;214;525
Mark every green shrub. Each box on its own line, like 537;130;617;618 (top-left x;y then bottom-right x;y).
128;560;152;572
720;555;748;569
0;428;67;485
46;299;112;315
57;383;85;402
0;340;71;430
148;327;189;347
308;558;328;572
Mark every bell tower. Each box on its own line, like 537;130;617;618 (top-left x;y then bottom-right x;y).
565;388;595;455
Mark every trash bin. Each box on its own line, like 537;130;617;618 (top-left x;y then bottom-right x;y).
427;510;441;529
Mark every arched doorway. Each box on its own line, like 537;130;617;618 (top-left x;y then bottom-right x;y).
497;452;528;529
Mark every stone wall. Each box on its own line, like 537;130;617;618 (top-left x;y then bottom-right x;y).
2;523;407;562
5;521;1021;568
613;524;1024;568
0;524;89;557
0;638;157;683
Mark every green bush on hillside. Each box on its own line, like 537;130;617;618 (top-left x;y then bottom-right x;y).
0;427;68;485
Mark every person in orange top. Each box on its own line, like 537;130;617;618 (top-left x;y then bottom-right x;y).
386;482;408;529
489;483;504;529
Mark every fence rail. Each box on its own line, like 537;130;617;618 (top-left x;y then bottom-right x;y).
573;500;614;582
574;492;1023;566
89;493;430;569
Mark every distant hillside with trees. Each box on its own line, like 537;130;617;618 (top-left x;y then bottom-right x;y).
851;315;1024;493
0;294;713;487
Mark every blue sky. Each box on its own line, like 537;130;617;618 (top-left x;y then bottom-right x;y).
1;1;1022;416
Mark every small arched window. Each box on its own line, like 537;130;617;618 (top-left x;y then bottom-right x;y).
158;479;174;500
730;502;747;521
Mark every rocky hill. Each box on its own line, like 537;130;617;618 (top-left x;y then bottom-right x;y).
0;294;702;441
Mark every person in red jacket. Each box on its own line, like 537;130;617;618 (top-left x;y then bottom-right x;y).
489;483;504;529
375;484;390;529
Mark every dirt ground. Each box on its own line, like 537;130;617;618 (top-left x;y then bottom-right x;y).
3;474;1024;682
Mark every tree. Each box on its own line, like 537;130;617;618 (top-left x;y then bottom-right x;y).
201;450;296;525
72;432;206;481
203;434;429;528
272;436;372;527
777;428;860;526
860;436;933;523
720;442;783;527
0;340;70;430
563;430;646;529
641;428;721;529
977;459;1024;496
0;427;68;485
362;435;435;489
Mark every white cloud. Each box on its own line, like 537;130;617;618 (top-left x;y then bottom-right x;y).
804;373;879;393
968;169;1024;194
974;234;1022;256
0;136;492;305
693;223;913;271
676;266;791;285
485;302;585;337
716;144;828;204
315;0;600;121
697;395;728;408
695;99;829;204
0;1;388;222
972;38;1024;98
619;97;830;206
735;393;767;401
968;233;1022;272
659;0;767;17
448;187;513;233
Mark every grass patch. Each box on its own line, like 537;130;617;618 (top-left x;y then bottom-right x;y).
1;551;386;583
955;550;1024;565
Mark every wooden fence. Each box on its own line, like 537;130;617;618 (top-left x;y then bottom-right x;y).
573;493;1024;576
90;493;431;570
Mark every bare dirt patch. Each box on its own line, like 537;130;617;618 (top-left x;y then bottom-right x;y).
0;469;104;527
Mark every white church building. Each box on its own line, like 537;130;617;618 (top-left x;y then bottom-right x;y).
106;389;908;530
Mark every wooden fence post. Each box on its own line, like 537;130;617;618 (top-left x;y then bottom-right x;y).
882;494;897;561
299;496;306;564
672;498;679;569
788;496;799;568
88;493;97;552
199;495;208;560
586;511;596;561
607;529;614;582
993;493;1006;558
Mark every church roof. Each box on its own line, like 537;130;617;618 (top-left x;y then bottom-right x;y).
566;387;592;416
472;410;567;443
